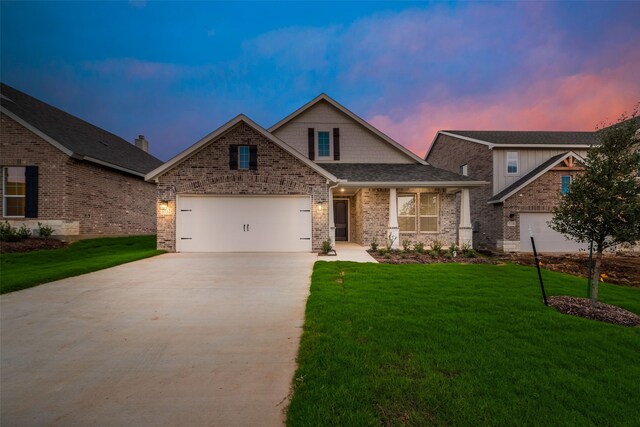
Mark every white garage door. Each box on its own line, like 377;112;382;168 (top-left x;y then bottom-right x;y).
520;213;587;253
176;195;312;252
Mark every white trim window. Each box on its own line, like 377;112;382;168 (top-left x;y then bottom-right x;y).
238;145;250;170
317;131;331;158
397;194;416;232
506;152;519;175
3;166;26;217
561;175;572;195
460;164;468;176
419;193;438;233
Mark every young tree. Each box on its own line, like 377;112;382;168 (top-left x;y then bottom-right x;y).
550;110;640;303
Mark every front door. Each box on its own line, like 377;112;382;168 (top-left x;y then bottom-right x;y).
334;200;348;241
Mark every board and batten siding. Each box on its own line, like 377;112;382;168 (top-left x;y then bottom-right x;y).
493;148;588;194
272;100;414;164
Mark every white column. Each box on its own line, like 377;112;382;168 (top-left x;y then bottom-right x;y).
388;188;400;249
328;189;336;244
458;188;473;247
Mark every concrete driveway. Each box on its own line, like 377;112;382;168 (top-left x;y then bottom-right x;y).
1;253;316;426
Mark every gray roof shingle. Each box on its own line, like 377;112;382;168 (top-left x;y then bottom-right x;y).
1;83;162;175
320;163;479;183
444;130;599;146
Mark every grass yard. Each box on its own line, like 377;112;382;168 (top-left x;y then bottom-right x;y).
287;262;640;426
0;235;164;294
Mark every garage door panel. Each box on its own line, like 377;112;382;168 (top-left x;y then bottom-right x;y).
176;196;312;252
520;213;587;253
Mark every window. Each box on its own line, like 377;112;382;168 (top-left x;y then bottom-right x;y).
460;164;468;176
318;131;330;157
397;194;416;232
3;167;26;217
419;193;438;232
238;146;250;170
561;175;572;195
506;152;519;174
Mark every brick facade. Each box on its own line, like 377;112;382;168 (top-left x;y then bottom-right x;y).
427;134;497;249
154;121;330;252
0;113;156;237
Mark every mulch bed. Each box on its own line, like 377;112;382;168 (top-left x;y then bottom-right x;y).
367;250;496;265
503;253;640;287
0;238;66;254
548;296;640;327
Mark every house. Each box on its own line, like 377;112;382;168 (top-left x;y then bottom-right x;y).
145;94;485;252
0;83;163;239
426;130;600;252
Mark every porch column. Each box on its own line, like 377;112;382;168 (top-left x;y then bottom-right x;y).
459;188;473;247
328;188;336;244
388;188;400;249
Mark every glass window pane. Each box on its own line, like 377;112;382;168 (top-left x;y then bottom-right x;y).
420;217;437;232
5;197;25;216
239;146;250;169
399;216;415;232
4;167;26;196
398;195;415;216
318;132;330;157
561;176;571;195
507;152;518;174
420;193;437;215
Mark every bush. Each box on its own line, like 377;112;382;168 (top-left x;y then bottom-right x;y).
386;232;397;251
461;243;476;258
427;250;439;259
37;222;54;238
413;241;425;254
401;238;412;252
430;240;443;254
0;221;20;242
321;239;333;255
369;238;379;252
16;224;32;240
448;243;460;257
444;252;453;259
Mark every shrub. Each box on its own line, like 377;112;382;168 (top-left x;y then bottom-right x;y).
401;238;412;252
321;239;333;255
37;222;55;238
369;238;379;252
427;250;439;259
386;232;397;251
443;252;453;259
430;240;443;254
0;221;20;242
413;241;425;254
16;224;32;240
461;243;476;258
448;243;460;257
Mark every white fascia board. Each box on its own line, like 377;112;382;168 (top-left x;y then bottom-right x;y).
438;131;496;148
82;156;145;177
487;151;584;204
268;93;427;165
145;114;338;183
1;106;74;156
338;180;489;188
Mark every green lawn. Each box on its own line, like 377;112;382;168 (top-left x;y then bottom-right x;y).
287;262;640;426
0;235;164;294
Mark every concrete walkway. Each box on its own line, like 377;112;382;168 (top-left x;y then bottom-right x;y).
1;253;316;427
322;242;378;263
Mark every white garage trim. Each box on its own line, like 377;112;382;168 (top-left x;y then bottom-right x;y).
176;195;313;252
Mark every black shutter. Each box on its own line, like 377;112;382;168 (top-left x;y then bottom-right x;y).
333;128;340;161
307;128;315;160
25;166;38;218
229;145;238;170
249;145;258;170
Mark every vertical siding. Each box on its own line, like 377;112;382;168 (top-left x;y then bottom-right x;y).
272;100;415;164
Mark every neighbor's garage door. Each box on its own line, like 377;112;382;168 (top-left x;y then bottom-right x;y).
519;213;587;253
176;195;312;252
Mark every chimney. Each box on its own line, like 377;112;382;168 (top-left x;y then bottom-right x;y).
134;135;149;153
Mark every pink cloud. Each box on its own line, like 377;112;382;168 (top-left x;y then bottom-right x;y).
369;55;640;158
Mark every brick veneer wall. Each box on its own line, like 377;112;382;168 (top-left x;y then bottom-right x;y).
502;169;582;244
0;112;156;237
427;134;498;249
154;122;329;252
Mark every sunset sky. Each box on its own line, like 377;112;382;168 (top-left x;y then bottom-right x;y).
2;1;639;161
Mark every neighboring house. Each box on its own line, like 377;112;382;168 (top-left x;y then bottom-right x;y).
426;130;600;252
146;94;485;252
0;83;163;239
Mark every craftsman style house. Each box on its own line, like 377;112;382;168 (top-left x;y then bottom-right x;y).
146;95;485;252
426;130;598;252
0;83;162;239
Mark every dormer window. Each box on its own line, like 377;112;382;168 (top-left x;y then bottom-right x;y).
506;152;519;175
318;131;331;158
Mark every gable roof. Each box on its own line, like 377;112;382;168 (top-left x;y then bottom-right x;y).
145;114;338;182
320;163;486;187
488;151;584;204
268;93;427;165
0;83;162;176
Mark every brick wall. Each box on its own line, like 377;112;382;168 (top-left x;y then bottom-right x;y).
427;134;499;249
1;112;156;237
155;121;329;252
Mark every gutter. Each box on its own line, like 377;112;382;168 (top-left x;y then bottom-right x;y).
336;181;489;188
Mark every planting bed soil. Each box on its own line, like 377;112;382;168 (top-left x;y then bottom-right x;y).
504;253;640;287
548;296;640;327
368;250;496;265
0;238;66;253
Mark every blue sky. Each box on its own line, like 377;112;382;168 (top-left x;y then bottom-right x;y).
2;1;639;161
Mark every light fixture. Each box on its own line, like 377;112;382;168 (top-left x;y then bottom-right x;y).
317;204;322;211
340;188;345;192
